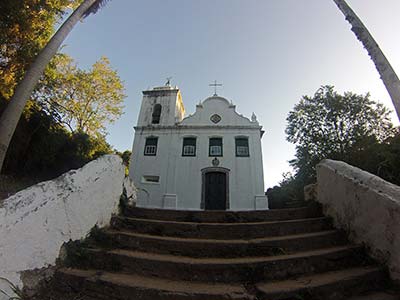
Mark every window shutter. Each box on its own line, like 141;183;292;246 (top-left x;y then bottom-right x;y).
144;137;158;156
182;137;196;156
209;138;223;156
235;138;249;157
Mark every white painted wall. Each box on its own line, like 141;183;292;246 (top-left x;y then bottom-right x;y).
316;159;400;283
0;155;128;298
130;90;268;210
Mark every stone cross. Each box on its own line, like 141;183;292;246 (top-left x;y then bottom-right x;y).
209;80;222;96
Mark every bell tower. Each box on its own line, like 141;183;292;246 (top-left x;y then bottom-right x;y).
137;83;185;127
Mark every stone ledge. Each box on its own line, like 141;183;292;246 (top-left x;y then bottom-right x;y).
0;155;129;299
316;159;400;284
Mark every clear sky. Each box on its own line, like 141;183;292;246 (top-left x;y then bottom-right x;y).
61;0;400;188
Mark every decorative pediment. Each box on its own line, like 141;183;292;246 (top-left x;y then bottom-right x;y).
181;96;257;127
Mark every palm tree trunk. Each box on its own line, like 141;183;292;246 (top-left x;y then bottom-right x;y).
333;0;400;121
0;0;103;172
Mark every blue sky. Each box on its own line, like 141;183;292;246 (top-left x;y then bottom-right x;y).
61;0;400;188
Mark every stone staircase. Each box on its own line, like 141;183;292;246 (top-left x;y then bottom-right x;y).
55;204;398;300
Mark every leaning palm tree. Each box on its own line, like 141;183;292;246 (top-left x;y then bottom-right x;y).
0;0;110;172
333;0;400;121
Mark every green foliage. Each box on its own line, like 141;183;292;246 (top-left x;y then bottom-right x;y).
0;1;123;179
0;45;125;179
266;172;306;209
0;53;124;179
34;54;126;136
0;277;25;300
2;101;113;180
0;0;79;100
348;130;400;184
270;86;399;206
116;150;131;175
62;226;115;269
119;150;132;168
62;239;92;269
62;226;122;271
286;85;395;183
86;225;117;249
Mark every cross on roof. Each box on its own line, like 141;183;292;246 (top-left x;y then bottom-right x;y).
165;77;172;86
209;80;222;96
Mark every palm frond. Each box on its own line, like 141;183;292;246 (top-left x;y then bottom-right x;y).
0;277;24;299
83;0;111;18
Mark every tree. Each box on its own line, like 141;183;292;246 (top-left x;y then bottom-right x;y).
0;0;78;100
2;101;113;180
118;150;132;168
345;129;400;185
286;85;395;181
333;0;400;121
116;150;131;175
266;172;305;209
0;0;110;172
35;54;125;136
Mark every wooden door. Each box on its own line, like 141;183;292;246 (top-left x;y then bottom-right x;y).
205;172;227;210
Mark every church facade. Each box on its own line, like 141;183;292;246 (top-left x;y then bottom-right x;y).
129;84;268;210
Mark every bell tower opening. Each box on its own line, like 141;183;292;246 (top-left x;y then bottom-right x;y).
152;104;162;124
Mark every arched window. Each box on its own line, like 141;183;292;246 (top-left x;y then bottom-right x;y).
152;104;162;124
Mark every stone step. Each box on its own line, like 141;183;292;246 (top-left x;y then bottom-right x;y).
347;291;400;300
105;229;348;258
84;245;367;283
123;204;322;223
56;268;254;300
111;216;333;239
284;200;307;208
255;266;386;300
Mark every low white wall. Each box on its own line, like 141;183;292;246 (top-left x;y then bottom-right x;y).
316;159;400;283
0;155;127;298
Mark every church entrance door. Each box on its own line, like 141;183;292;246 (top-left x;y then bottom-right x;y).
204;172;227;210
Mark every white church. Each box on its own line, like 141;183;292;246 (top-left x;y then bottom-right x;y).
129;82;268;210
